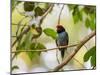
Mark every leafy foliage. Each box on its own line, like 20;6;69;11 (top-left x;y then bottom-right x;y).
43;28;57;39
72;6;82;23
24;2;35;11
68;4;96;31
67;4;78;11
28;42;46;60
11;65;19;71
16;30;46;61
35;6;44;17
84;46;96;67
85;18;90;28
84;6;96;15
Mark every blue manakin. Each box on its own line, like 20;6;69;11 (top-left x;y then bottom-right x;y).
56;25;69;60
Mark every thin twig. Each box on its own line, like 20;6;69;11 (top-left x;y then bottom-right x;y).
65;51;85;68
58;4;64;25
42;4;54;19
16;16;27;36
12;44;78;53
73;57;85;68
11;26;30;47
12;23;28;26
53;30;96;71
56;49;60;64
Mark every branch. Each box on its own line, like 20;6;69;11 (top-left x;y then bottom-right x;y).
56;49;60;64
11;4;54;47
12;44;78;53
53;30;96;71
16;16;27;36
42;4;54;19
12;43;85;67
12;23;27;26
58;4;64;24
67;51;85;68
11;26;30;47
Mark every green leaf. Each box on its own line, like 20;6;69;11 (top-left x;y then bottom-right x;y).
89;13;96;30
85;13;96;30
43;28;57;39
78;10;83;21
33;43;46;49
72;6;82;24
84;46;96;67
84;6;96;15
35;6;44;16
73;14;79;24
24;2;35;11
84;49;92;62
67;5;78;11
90;19;96;30
16;30;46;61
28;43;46;60
28;52;38;61
15;31;32;57
91;54;96;67
85;18;90;28
24;31;33;49
11;65;19;71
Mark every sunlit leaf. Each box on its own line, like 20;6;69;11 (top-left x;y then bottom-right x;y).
78;10;83;21
84;46;96;67
72;6;82;24
28;43;46;60
67;4;78;11
43;28;57;39
37;43;46;49
15;31;32;57
90;19;96;30
30;43;46;50
73;14;79;24
85;14;96;30
89;13;96;30
85;18;90;28
91;54;96;67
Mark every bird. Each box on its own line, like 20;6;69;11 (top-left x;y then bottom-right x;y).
56;25;69;60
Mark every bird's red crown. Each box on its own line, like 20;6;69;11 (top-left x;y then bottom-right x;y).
56;25;65;33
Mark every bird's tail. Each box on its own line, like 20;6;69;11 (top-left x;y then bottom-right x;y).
61;49;65;60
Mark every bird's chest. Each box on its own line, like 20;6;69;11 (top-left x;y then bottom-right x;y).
57;32;67;45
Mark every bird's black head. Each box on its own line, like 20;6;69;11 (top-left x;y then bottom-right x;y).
56;25;65;33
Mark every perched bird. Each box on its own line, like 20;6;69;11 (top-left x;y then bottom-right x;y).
56;25;69;60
